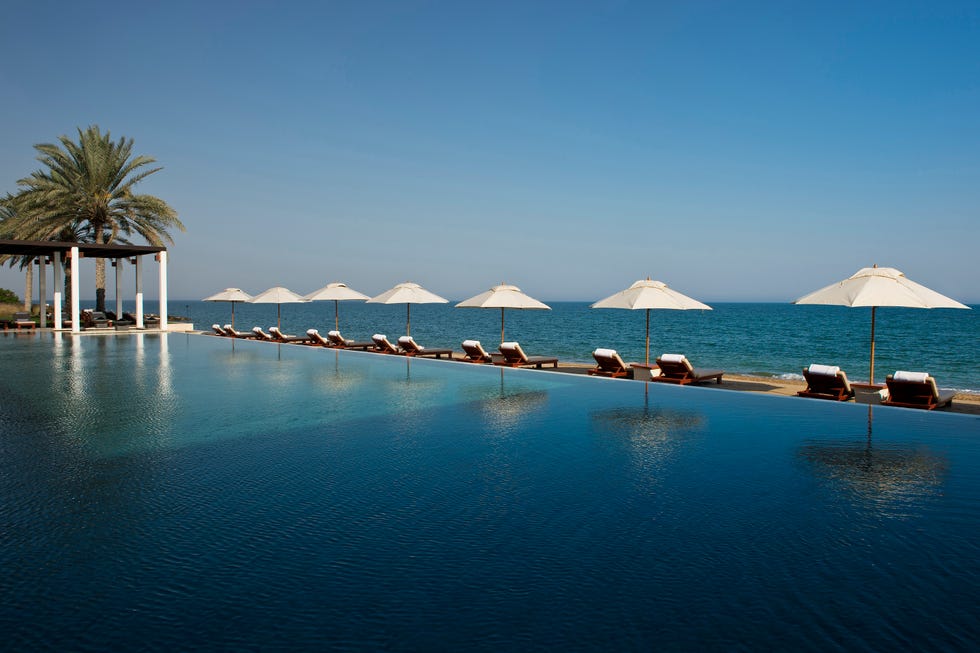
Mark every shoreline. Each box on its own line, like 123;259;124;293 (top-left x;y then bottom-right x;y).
544;362;980;415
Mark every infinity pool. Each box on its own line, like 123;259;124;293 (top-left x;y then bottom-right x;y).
2;333;978;650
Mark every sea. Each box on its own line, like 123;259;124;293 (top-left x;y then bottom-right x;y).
98;299;978;394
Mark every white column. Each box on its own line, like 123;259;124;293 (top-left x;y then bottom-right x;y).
158;251;168;331
135;256;144;329
70;247;80;333
53;252;63;329
115;259;123;318
38;258;47;328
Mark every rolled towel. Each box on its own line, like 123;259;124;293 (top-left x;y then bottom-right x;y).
594;348;618;359
894;370;929;383
270;326;283;335
660;353;686;363
223;324;232;330
307;329;318;336
462;339;482;348
327;330;341;338
807;364;840;376
500;341;519;350
372;334;386;341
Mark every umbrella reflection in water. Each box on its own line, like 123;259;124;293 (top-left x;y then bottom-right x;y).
797;406;948;513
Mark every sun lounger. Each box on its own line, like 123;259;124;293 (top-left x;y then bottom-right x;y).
223;324;257;338
651;354;723;385
83;310;112;329
589;348;630;378
797;364;854;401
461;339;495;364
397;335;453;358
13;312;35;330
269;326;313;344
306;329;332;346
211;324;231;336
883;371;955;410
372;334;402;354
252;327;276;341
495;341;558;368
326;330;375;350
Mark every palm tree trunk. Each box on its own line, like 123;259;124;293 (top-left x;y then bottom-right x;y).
23;264;33;313
94;224;106;312
64;267;72;314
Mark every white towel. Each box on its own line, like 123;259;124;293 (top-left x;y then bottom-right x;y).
462;339;481;348
660;353;686;363
807;364;840;376
372;334;386;341
500;341;519;351
307;329;318;336
327;330;341;338
894;370;929;383
594;348;618;359
223;324;232;330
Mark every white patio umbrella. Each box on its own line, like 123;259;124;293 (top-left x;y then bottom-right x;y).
591;278;711;365
304;282;370;331
455;284;550;344
202;287;253;328
794;265;969;385
367;282;448;336
247;286;310;329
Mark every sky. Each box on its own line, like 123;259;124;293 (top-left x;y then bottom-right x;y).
1;0;978;303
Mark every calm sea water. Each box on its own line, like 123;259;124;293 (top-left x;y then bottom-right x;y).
159;300;978;392
1;333;979;651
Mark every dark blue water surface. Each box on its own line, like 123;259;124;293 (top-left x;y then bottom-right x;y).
1;332;979;651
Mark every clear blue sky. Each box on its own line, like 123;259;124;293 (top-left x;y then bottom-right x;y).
1;0;977;302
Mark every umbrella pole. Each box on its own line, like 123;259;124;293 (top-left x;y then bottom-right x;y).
277;303;281;329
869;306;876;385
501;307;505;344
645;309;651;366
231;301;235;329
406;304;411;336
335;300;339;331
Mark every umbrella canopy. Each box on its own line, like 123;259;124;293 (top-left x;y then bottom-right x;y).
247;286;310;329
303;282;370;331
455;284;550;344
794;265;969;384
202;287;252;328
591;278;712;365
367;282;448;335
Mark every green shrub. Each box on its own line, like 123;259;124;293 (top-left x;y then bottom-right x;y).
0;288;20;304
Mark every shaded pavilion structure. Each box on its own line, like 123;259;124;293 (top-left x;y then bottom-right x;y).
0;239;171;333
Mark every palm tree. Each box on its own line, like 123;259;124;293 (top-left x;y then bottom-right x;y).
10;125;184;311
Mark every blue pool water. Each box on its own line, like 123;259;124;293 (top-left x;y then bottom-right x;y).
2;332;979;650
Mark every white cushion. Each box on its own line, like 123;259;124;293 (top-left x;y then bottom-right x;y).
894;370;929;383
327;330;341;338
807;364;840;376
307;329;318;336
372;334;386;341
270;327;282;334
500;341;519;350
462;339;481;348
212;324;220;329
223;324;232;330
252;326;263;333
660;353;686;363
594;348;618;358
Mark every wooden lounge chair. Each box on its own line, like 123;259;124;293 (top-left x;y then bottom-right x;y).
212;324;231;336
589;348;630;378
397;335;453;359
372;334;402;354
252;327;276;341
651;354;723;385
306;329;332;346
326;330;375;350
269;326;313;344
13;312;36;330
224;325;257;339
83;310;112;329
495;341;558;369
883;371;955;410
797;364;854;401
461;339;494;364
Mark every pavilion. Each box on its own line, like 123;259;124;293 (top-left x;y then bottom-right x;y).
0;239;170;333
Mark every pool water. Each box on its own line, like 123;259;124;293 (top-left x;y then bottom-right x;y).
2;333;979;650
